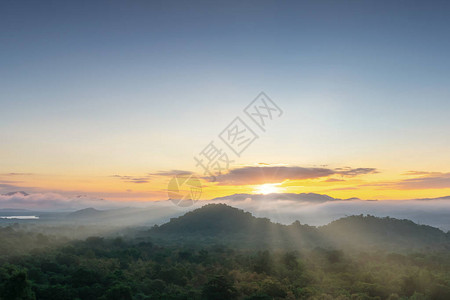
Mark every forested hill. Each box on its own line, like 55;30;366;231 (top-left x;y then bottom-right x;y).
151;204;450;252
153;203;274;235
320;214;450;250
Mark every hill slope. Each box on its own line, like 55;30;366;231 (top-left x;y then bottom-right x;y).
150;204;450;251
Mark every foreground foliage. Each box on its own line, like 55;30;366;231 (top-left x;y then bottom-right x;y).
1;204;449;300
0;235;449;300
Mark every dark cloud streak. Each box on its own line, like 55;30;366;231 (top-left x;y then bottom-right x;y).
396;172;450;190
214;166;378;185
149;170;193;176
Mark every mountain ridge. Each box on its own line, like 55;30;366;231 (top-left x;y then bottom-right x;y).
210;192;450;202
210;192;359;202
150;203;450;251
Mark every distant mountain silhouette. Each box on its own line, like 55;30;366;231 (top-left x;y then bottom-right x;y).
63;206;182;227
211;192;358;202
2;191;29;196
211;192;450;202
67;207;103;218
0;208;31;213
150;204;450;251
415;195;450;201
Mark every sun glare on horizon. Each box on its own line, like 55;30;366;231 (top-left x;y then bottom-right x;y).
254;183;282;195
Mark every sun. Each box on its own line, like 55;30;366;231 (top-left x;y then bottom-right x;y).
254;183;282;195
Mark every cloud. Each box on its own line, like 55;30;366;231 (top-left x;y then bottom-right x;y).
112;170;195;184
214;166;333;185
149;170;194;176
395;172;450;190
213;166;378;185
0;183;22;188
2;173;34;176
402;171;436;176
323;178;346;183
361;171;450;190
335;167;378;177
325;187;359;191
129;180;150;184
0;191;168;210
111;175;151;184
0;192;109;210
0;181;41;194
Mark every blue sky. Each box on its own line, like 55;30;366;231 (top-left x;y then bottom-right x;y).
1;0;450;201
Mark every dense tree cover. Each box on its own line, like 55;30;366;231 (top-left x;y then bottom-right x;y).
321;215;450;250
0;225;67;258
0;236;449;300
1;204;449;299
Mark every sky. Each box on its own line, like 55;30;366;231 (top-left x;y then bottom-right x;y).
1;0;450;206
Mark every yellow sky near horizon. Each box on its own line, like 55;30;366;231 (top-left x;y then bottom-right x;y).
2;164;450;203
